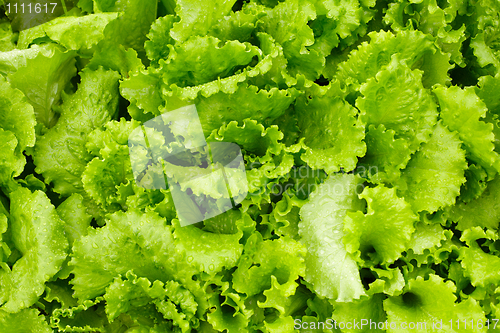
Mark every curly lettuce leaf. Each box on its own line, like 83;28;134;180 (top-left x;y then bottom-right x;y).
54;193;93;279
172;219;243;275
0;21;17;52
120;67;164;122
95;0;157;54
104;271;198;332
384;275;487;333
161;33;293;101
368;267;406;297
475;74;500;116
161;36;261;87
407;221;448;256
469;0;500;75
17;13;120;53
358;124;412;184
0;131;21;189
434;85;500;176
0;76;36;186
145;15;177;65
344;185;417;265
232;232;306;298
178;84;297;136
299;173;366;302
83;119;143;214
207;119;293;201
295;83;366;173
70;210;198;301
207;2;265;43
459;163;489;203
396;121;467;213
33;67;120;196
448;176;500;231
7;45;76;128
0;308;51;332
82;142;133;212
384;0;466;67
336;29;443;90
0;212;8;265
87;43;143;77
170;0;236;43
0;187;68;313
257;0;323;79
51;297;108;332
0;75;36;152
356;57;438;153
332;294;386;333
459;227;500;288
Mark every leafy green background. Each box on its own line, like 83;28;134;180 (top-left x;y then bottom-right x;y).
0;0;500;332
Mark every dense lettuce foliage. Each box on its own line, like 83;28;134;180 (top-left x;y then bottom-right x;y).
0;0;500;332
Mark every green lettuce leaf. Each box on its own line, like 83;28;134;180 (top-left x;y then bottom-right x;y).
95;0;157;54
207;119;293;200
356;57;438;153
55;193;92;279
174;83;298;136
7;44;76;128
0;46;45;76
0;20;17;52
172;219;243;275
475;74;500;116
343;185;417;265
336;29;445;91
161;36;261;87
257;0;323;80
17;13;120;54
0;130;23;189
448;176;500;231
332;294;386;333
232;232;306;298
207;2;265;43
0;187;68;312
295;83;366;173
469;0;500;76
459;163;489;203
396;121;467;213
51;297;108;332
0;75;36;186
0;212;8;265
69;210;198;302
33;67;120;196
459;227;500;288
145;15;177;65
161;32;296;101
0;308;51;332
434;85;500;176
358;124;412;184
384;0;466;67
120;67;164;122
87;43;144;77
367;267;406;297
0;75;35;151
299;173;366;302
384;274;487;333
82;122;137;213
104;271;198;332
170;0;236;43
